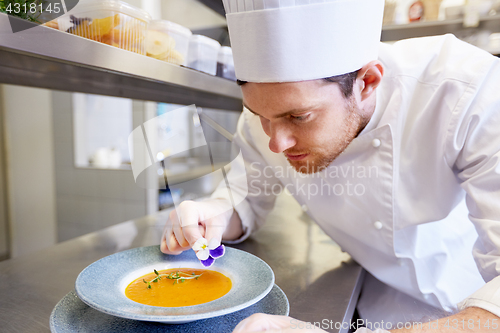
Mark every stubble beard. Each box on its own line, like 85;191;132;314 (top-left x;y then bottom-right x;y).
286;100;366;174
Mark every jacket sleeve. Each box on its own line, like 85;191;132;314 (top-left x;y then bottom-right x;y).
211;109;281;243
444;57;500;316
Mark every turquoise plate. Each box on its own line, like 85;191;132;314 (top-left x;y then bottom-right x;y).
74;246;275;324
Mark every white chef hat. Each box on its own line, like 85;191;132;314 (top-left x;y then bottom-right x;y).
222;0;385;83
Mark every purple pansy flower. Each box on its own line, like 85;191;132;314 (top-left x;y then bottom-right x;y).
192;237;225;267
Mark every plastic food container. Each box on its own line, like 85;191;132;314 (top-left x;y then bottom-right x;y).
216;46;236;81
444;5;463;20
422;0;442;21
58;0;151;54
383;0;397;25
489;33;500;54
146;20;192;65
186;35;221;75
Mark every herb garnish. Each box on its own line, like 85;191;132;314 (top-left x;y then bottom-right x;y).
143;269;203;289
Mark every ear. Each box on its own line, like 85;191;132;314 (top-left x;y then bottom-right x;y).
356;60;384;102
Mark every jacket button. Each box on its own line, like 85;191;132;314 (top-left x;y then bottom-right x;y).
301;204;308;212
374;221;383;229
372;139;381;148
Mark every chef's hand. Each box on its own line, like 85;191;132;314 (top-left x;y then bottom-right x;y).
160;198;242;254
233;314;327;332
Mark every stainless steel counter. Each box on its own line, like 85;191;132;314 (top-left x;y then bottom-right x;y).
0;192;364;333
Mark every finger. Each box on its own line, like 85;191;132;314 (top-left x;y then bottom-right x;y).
161;209;179;245
162;214;188;254
199;224;206;238
172;223;190;248
160;219;175;254
160;236;169;253
204;218;224;248
175;205;204;245
160;237;182;254
182;223;205;246
166;233;187;254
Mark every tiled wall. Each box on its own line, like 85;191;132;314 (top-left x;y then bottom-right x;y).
52;92;149;242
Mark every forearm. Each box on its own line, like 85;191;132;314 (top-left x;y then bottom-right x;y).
392;307;500;333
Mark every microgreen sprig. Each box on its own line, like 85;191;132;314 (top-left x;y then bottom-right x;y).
143;269;202;289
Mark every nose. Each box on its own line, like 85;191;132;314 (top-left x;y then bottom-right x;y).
267;123;296;154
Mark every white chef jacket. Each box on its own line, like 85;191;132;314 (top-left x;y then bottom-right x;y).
212;34;500;321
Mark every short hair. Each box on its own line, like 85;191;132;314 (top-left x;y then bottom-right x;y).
237;69;360;99
323;70;360;98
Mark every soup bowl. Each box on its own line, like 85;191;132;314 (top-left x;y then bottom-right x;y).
75;245;274;323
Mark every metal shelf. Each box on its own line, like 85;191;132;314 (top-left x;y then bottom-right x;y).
0;13;242;111
381;13;500;42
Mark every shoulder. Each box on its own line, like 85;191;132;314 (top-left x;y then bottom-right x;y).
379;34;498;86
375;36;500;169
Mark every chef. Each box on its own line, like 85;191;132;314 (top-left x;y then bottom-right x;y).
161;0;500;331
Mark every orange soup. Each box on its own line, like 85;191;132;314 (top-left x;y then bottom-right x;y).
125;268;232;307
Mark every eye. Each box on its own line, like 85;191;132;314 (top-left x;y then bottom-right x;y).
290;113;310;122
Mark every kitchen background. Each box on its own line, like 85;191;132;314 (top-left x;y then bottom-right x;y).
0;0;498;262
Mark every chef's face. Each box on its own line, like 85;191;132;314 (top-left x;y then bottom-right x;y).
241;79;371;174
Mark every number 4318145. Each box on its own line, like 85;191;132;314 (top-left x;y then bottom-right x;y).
6;2;61;14
443;318;498;329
